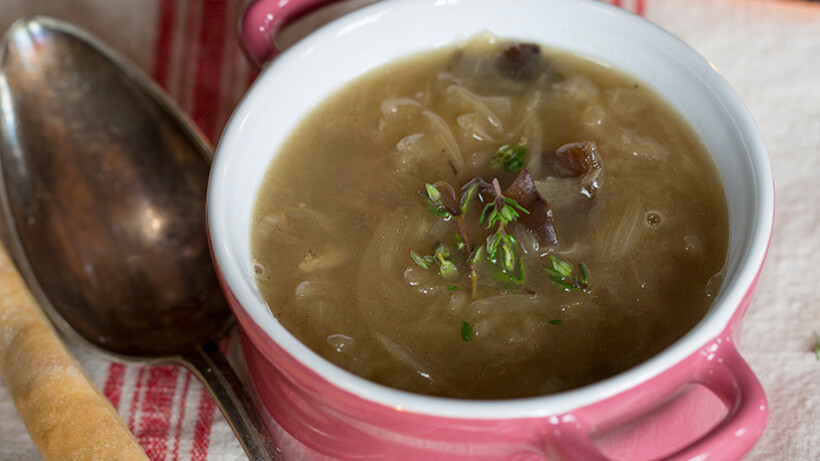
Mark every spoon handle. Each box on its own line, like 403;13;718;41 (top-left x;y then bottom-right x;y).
182;341;282;461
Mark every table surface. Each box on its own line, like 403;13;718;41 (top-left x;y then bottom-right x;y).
0;0;818;459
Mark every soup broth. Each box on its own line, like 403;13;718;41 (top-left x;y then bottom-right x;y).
251;35;728;399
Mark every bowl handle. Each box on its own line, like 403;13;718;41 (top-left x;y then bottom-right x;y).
240;0;339;68
557;336;768;460
663;338;768;460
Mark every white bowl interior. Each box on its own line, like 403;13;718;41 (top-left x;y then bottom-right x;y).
209;0;773;418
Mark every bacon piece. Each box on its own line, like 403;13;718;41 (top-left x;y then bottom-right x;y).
497;43;541;82
542;141;603;199
504;169;559;246
544;141;601;177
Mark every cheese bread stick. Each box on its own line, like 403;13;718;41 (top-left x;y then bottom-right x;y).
0;241;147;460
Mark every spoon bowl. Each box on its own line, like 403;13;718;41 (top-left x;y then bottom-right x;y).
0;15;278;460
0;16;226;358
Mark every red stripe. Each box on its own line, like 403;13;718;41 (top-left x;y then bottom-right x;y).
192;0;229;141
153;0;177;88
191;388;217;461
611;0;622;7
102;362;126;410
213;0;248;139
635;0;646;16
179;1;204;113
170;372;193;461
137;365;182;460
127;367;147;432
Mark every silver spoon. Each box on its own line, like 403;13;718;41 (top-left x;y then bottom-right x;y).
0;15;280;460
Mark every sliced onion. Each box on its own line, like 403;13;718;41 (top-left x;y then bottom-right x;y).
446;84;512;129
380;96;422;115
552;75;600;99
422;110;464;171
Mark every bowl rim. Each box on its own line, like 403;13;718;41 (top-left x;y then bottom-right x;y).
208;0;774;419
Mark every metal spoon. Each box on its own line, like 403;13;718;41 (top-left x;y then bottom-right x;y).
0;15;280;460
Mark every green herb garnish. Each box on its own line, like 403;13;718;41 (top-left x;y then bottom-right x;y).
422;182;455;219
491;142;528;172
461;321;474;341
479;184;529;229
460;181;480;215
544;255;590;292
411;176;530;298
410;250;434;269
448;285;460;291
548;319;563;326
813;333;820;361
421;181;475;254
478;178;528;286
411;243;459;279
434;243;459;279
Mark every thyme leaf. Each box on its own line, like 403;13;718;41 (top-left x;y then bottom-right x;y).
544;255;590;292
460;181;480;215
461;321;474;341
813;333;820;361
491;142;528;172
410;250;434;269
579;261;590;285
550;255;573;277
410;244;459;279
453;233;466;252
425;183;442;202
434;243;459;280
422;182;455;219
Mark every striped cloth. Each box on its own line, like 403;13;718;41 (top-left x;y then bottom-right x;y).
0;3;255;459
0;0;818;460
150;0;256;143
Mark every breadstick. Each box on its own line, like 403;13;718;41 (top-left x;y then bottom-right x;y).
0;241;147;460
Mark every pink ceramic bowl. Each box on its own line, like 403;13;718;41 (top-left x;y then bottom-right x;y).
208;0;774;459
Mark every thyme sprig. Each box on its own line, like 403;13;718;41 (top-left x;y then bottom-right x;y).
412;146;592;302
479;178;529;285
421;181;476;254
411;176;528;298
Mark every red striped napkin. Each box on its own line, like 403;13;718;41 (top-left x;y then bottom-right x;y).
0;0;817;459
